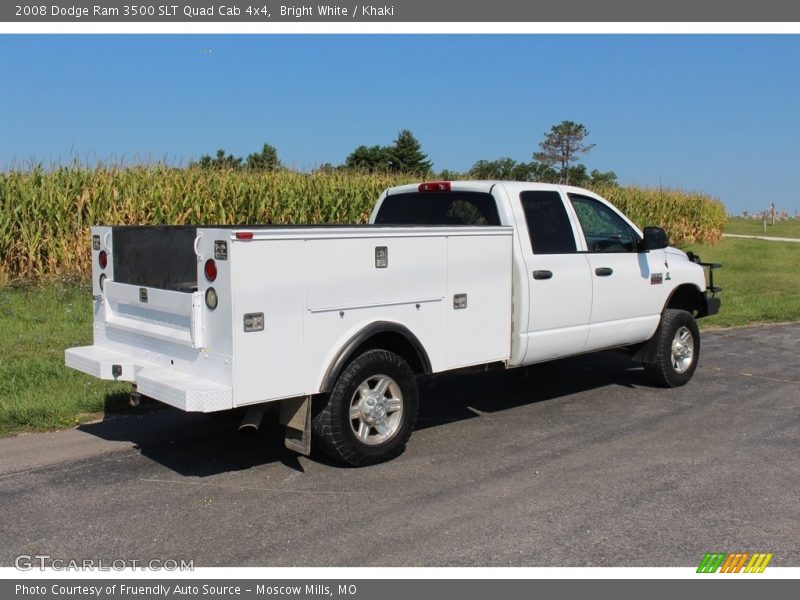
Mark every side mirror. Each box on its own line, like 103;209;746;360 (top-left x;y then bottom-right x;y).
640;226;669;251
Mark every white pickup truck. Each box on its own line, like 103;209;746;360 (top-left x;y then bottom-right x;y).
66;181;720;465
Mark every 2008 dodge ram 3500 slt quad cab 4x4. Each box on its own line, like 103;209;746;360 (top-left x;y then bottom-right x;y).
66;181;721;465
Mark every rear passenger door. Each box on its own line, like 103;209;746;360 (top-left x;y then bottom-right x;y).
519;190;593;364
567;194;665;350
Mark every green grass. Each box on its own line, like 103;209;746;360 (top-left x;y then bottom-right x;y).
0;281;129;436
685;237;800;328
1;234;797;435
724;217;800;239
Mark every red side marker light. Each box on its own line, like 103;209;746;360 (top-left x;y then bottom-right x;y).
418;181;451;192
98;250;108;269
204;259;217;282
235;231;254;240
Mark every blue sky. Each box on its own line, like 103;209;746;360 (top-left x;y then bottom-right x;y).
1;34;798;214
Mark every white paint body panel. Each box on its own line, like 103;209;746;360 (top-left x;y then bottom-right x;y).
230;238;306;405
526;254;593;362
66;182;710;414
581;252;664;351
444;234;512;368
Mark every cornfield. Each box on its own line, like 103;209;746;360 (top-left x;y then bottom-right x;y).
595;184;727;247
0;166;726;281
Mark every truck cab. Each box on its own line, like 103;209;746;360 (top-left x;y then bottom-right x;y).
372;181;718;370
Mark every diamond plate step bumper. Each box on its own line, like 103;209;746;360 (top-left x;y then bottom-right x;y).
65;346;232;412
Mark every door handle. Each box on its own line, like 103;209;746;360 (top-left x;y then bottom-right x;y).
595;267;613;277
533;270;553;280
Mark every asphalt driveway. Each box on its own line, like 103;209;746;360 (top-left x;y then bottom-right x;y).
1;323;798;567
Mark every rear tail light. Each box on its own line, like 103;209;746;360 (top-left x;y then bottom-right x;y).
418;181;451;192
98;250;108;269
204;259;217;282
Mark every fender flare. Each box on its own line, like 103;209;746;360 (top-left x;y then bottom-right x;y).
319;321;432;393
663;283;704;315
662;283;719;318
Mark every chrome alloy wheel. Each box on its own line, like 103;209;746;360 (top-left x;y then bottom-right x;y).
671;326;695;374
349;374;404;446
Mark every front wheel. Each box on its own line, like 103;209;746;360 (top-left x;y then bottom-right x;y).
644;309;701;388
312;349;419;466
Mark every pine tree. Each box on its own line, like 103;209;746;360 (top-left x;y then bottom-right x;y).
533;121;595;185
388;130;432;176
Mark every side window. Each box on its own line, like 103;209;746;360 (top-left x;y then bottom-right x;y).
569;194;638;253
519;191;577;254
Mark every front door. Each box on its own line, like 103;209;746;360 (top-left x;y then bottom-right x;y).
567;193;665;351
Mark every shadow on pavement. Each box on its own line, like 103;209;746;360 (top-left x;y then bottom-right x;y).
78;350;646;476
416;349;645;428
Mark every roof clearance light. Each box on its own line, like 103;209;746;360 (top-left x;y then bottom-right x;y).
418;181;452;192
235;231;254;240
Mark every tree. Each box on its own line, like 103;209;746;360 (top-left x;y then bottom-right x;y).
468;158;560;182
344;145;391;172
195;149;243;170
533;121;596;185
437;168;462;180
314;162;338;173
528;161;560;183
387;130;432;176
246;143;281;171
564;164;589;187
342;130;432;175
469;158;519;180
589;169;619;187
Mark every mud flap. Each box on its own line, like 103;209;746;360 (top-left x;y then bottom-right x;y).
631;321;663;365
280;396;312;456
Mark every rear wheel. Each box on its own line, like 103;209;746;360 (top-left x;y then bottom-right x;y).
312;349;419;466
644;309;700;387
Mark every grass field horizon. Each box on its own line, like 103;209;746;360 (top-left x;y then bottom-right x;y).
724;216;800;239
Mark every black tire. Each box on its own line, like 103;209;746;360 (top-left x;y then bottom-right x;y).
644;308;701;388
312;349;419;466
